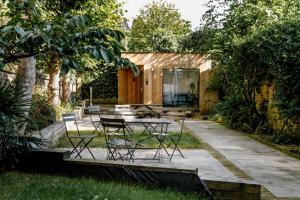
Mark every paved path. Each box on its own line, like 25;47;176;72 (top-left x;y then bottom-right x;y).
185;120;300;199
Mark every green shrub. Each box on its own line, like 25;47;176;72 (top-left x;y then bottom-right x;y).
215;95;257;132
271;132;300;145
27;89;77;131
194;1;300;145
0;80;41;162
81;64;118;99
54;102;77;121
26;91;56;132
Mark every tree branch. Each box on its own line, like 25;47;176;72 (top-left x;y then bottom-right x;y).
4;53;38;63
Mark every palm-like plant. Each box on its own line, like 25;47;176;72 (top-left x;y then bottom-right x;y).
0;79;41;163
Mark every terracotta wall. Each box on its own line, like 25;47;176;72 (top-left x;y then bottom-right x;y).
119;53;218;113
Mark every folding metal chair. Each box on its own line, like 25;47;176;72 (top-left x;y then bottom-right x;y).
88;105;102;136
62;113;97;159
167;117;185;161
151;122;171;159
101;117;137;162
114;105;136;133
152;117;185;161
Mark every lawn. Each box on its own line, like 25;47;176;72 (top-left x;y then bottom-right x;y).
0;171;206;200
55;130;202;149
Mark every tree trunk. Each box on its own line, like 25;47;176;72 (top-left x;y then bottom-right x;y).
61;73;70;103
16;56;36;112
47;63;61;106
16;56;36;135
76;75;82;98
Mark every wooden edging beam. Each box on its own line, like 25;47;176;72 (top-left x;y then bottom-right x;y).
19;149;261;200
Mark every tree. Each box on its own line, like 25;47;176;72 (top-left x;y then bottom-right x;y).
195;0;300;136
128;0;191;52
40;0;125;105
0;0;137;107
35;0;125;105
180;27;218;53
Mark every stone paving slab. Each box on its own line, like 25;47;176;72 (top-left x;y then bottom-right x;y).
61;147;240;183
185;120;300;199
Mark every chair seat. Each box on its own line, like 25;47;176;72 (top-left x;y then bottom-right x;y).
152;132;169;136
70;134;97;139
108;139;136;147
107;132;130;136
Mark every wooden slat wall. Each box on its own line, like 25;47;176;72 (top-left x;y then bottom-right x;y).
118;66;143;104
119;53;218;113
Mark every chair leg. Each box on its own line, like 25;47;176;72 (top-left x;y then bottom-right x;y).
155;135;169;156
72;139;85;159
153;140;164;159
127;148;135;162
169;138;184;161
92;123;102;136
176;146;184;158
70;143;82;158
107;146;117;160
75;138;96;159
84;138;96;159
85;145;96;159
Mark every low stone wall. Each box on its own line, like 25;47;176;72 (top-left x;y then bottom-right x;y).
39;104;85;145
40;122;65;146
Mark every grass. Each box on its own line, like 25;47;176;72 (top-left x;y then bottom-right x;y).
0;171;206;200
55;130;202;149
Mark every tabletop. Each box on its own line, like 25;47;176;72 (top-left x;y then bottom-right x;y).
99;115;171;124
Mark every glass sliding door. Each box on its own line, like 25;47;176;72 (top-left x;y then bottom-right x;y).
163;68;199;107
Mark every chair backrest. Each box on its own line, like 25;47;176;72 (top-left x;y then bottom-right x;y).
62;113;80;137
62;113;77;122
167;116;185;135
88;105;100;113
101;117;126;129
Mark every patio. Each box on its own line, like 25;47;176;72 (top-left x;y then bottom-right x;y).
1;1;299;200
54;115;300;200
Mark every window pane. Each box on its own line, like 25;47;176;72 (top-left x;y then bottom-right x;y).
163;69;199;107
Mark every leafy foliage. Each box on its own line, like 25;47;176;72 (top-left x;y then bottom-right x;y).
180;27;217;53
0;79;41;162
190;0;300;141
0;0;138;74
128;0;191;52
82;64;118;99
26;91;56;132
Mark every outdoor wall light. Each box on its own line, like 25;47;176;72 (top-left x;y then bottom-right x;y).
151;67;155;72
